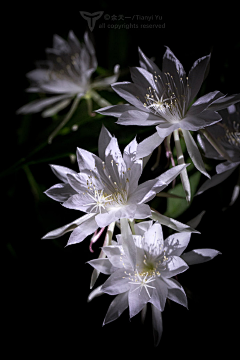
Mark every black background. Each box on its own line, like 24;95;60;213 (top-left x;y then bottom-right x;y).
3;6;239;357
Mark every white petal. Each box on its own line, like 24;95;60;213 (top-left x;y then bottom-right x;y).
103;292;129;325
164;232;191;257
87;258;115;275
182;129;210;178
42;213;95;240
66;215;98;245
49;164;78;183
98;125;112;160
181;249;221;265
151;210;199;234
136;132;164;159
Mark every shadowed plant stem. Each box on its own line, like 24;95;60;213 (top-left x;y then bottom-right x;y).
128;219;136;235
48;95;81;144
200;128;232;162
173;129;191;203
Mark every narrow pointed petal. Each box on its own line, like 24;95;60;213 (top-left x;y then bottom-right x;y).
149;278;168;311
216;161;239;174
87;285;104;302
188;91;222;115
162;46;186;89
66;172;90;193
136;132;164;159
182;129;210;178
103;292;129;325
101;245;123;268
196;167;236;196
49;164;78;183
120;218;136;270
164;232;191;257
76;147;102;172
229;183;240;206
163;255;189;278
181;249;221;265
207;93;240;112
134;220;153;236
138;47;162;74
117;110;163;126
42;213;95;239
87;258;115;275
98;125;112;159
144;222;164;248
62;193;95;212
180;110;222;131
92;64;120;88
101;269;131;295
66;215;98;245
188;54;211;105
151;210;199;233
42;98;72;117
186;210;206;228
152;163;188;193
44;183;77;202
128;284;149;318
16;94;71;114
130;66;154;90
128;178;158;205
123;138;143;188
111;81;147;110
95;104;138;117
163;278;188;308
134;203;152;219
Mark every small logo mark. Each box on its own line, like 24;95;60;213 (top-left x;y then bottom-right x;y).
80;11;104;31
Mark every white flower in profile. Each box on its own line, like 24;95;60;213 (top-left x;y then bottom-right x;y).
88;220;220;346
42;126;197;247
197;104;240;205
17;31;120;143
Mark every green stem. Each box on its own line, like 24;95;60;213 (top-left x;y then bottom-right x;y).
128;219;136;235
48;95;81;144
90;89;112;107
173;129;191;203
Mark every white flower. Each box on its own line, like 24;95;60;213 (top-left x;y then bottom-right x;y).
42;126;197;247
17;31;120;142
97;46;240;201
197;104;240;205
88;220;220;346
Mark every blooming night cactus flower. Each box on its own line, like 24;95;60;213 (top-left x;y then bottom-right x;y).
97;46;240;201
17;31;119;143
88;219;220;346
42;126;197;247
196;104;240;205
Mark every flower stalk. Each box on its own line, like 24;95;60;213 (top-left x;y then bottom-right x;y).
48;95;81;144
173;129;191;202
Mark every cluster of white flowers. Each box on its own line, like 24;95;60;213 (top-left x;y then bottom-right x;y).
18;31;240;346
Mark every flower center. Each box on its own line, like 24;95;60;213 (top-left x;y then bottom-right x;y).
143;71;190;123
85;189;113;213
127;269;156;297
